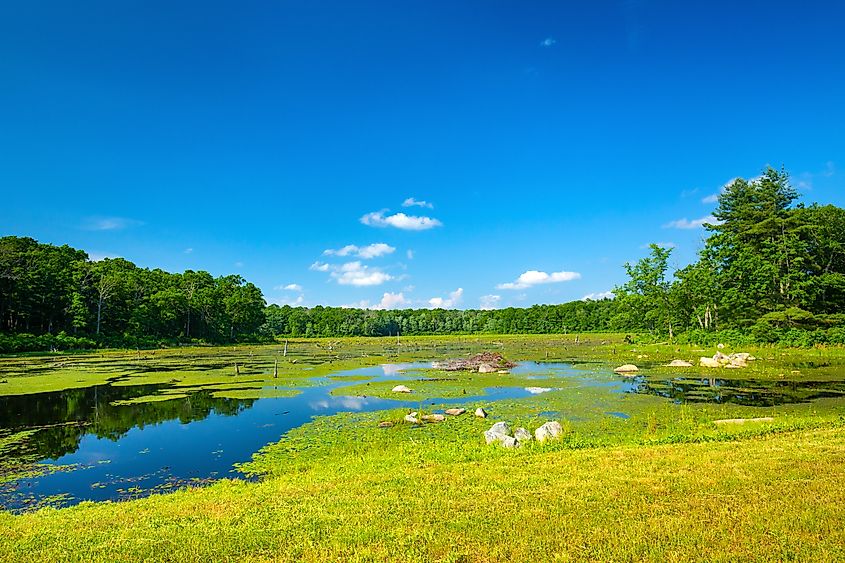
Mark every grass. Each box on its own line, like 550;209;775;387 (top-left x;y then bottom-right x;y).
0;427;843;561
2;334;845;561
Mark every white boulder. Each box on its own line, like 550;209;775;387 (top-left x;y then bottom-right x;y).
534;421;564;442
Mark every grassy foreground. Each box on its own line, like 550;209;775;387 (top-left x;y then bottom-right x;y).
0;427;843;562
2;334;845;561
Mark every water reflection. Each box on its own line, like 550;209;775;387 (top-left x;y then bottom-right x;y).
634;376;845;406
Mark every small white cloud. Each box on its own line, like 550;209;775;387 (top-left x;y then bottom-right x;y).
663;215;716;229
332;261;393;287
540;37;557;47
184;248;193;254
269;294;305;307
823;161;835;177
82;217;143;231
703;175;766;204
309;261;330;272
582;291;614;301
479;294;501;310
372;292;409;310
428;288;463;309
497;270;581;290
323;243;395;259
234;261;244;268
402;198;434;209
282;283;303;292
406;249;414;260
361;210;442;231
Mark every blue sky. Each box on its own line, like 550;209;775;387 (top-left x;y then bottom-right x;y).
1;1;843;310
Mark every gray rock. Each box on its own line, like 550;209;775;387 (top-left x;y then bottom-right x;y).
483;430;500;444
534;421;564;442
422;413;446;422
484;430;518;448
445;408;466;416
404;412;420;424
613;364;639;374
499;435;518;448
699;356;721;368
474;407;488;418
489;421;512;436
392;385;412;393
514;427;532;443
378;421;394;428
666;359;693;367
478;363;497;374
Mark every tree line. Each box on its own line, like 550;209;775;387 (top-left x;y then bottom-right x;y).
3;167;844;352
612;167;845;345
0;237;265;351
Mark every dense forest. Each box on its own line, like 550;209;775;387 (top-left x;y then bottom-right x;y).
0;237;266;352
2;168;844;352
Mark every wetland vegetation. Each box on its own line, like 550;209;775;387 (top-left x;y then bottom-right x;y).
1;335;845;560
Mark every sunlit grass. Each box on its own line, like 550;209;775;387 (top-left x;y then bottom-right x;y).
2;334;845;560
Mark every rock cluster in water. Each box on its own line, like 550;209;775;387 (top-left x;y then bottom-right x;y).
401;406;470;426
483;420;565;448
699;351;755;368
432;352;516;373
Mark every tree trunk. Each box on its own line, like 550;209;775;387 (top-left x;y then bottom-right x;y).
96;296;103;335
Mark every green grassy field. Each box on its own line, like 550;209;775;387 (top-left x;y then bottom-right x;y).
1;335;845;561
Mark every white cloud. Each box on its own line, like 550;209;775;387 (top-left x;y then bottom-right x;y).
703;175;767;204
268;294;305;307
323;243;395;259
82;217;143;231
540;37;556;47
406;249;414;260
402;198;433;209
823;161;835;177
282;283;303;291
184;248;193;254
341;292;408;310
480;294;501;310
428;288;463;309
373;292;409;310
582;291;614;301
332;261;393;286
234;261;244;268
497;270;581;290
361;210;442;231
309;261;330;272
663;215;716;229
796;162;837;191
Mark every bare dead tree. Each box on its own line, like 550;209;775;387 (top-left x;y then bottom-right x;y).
94;272;117;335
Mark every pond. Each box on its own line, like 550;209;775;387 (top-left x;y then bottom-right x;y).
0;361;599;511
1;360;841;511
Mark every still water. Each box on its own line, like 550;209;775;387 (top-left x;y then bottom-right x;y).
1;361;840;511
